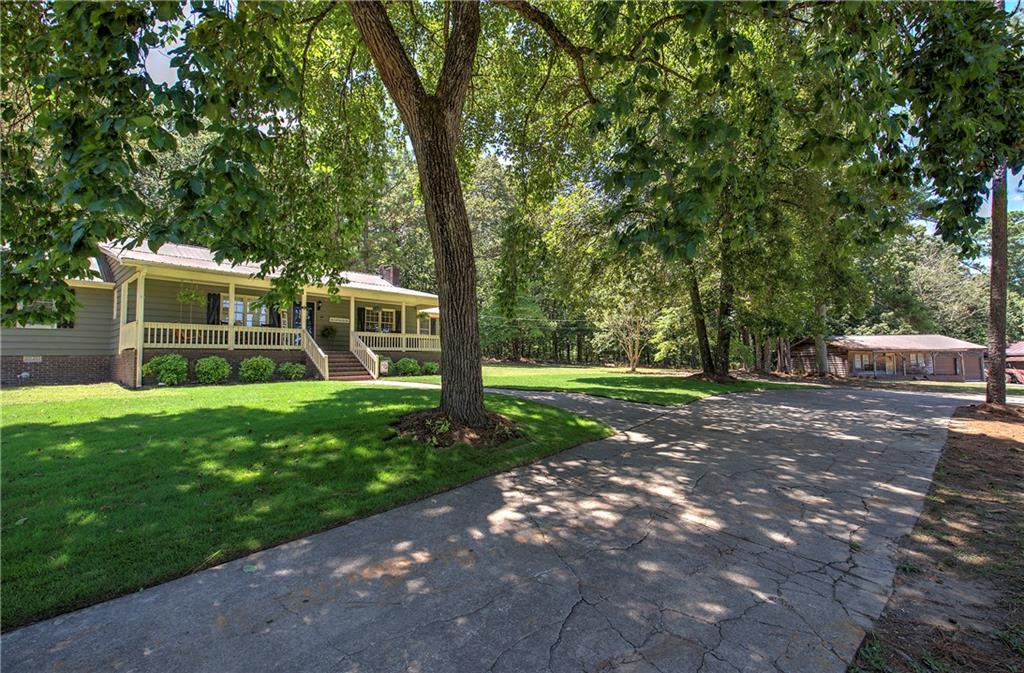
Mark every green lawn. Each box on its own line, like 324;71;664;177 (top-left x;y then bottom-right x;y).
0;382;610;629
408;364;802;406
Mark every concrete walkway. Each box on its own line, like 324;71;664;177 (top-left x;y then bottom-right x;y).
5;387;965;673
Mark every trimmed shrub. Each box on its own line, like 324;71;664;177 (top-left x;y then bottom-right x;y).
239;356;275;383
392;357;422;377
194;356;231;384
277;362;306;381
142;354;188;386
420;361;439;375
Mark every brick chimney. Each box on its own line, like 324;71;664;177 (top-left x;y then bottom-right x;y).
378;264;400;287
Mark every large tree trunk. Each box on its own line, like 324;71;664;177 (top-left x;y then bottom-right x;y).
348;1;487;426
685;263;714;376
713;238;735;378
409;105;487;424
813;302;829;376
987;162;1008;404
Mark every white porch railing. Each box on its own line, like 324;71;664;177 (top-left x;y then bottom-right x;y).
233;325;303;349
354;331;441;352
118;320;138;353
302;333;329;380
404;334;441;351
142;322;302;350
143;322;230;348
350;333;379;379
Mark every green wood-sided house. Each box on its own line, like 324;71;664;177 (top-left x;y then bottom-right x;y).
2;242;440;386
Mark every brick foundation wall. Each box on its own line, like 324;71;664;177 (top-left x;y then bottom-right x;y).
112;349;137;387
1;349;317;388
1;354;114;386
143;349;312;384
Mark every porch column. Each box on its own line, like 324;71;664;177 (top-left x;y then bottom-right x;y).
349;296;355;346
134;272;146;388
401;301;407;351
300;289;307;335
227;282;235;350
119;282;128;325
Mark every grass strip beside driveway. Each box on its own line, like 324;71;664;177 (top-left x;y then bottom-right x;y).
0;382;610;629
407;364;801;406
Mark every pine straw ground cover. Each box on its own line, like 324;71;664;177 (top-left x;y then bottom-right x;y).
850;404;1024;673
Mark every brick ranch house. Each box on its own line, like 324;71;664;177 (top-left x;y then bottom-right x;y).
792;334;986;382
2;242;440;387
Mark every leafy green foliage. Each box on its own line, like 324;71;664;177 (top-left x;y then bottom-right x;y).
276;362;306;381
238;356;275;383
141;353;188;386
420;361;439;375
841;224;1022;344
392;357;422;377
194;356;231;384
2;1;386;325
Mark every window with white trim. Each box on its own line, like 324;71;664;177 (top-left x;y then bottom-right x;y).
908;353;926;367
852;352;874;371
418;316;432;335
221;295;269;326
17;295;75;329
364;308;395;332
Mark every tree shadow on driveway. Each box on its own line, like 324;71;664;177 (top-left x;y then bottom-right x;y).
3;388;962;673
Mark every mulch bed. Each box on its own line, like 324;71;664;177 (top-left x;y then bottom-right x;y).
393;409;522;449
849;404;1024;673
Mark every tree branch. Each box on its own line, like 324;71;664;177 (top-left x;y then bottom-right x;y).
300;1;338;114
435;0;482;114
492;0;598;104
627;14;687;58
346;0;427;122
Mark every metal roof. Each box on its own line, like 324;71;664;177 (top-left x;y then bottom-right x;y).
1007;341;1024;357
99;241;438;300
829;334;986;352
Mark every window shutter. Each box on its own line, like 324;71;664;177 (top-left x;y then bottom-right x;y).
430;318;437;335
395;309;401;333
57;290;75;328
356;306;365;331
269;307;281;327
206;293;221;325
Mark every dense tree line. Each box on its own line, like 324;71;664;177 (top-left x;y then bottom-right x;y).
359;157;1023;372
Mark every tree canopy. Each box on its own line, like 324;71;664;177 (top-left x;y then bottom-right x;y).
3;1;1023;415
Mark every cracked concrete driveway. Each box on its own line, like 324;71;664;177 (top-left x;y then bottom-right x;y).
4;387;964;673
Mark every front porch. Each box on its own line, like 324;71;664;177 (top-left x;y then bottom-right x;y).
847;349;984;382
116;272;439;385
